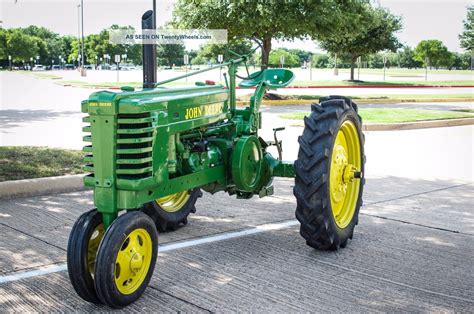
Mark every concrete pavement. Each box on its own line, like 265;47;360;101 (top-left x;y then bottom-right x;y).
0;176;472;311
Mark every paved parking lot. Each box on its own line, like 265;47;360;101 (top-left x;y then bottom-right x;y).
0;175;473;311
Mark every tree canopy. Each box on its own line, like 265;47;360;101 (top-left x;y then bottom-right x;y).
317;5;402;80
414;40;453;68
172;0;370;69
459;6;474;51
194;39;253;64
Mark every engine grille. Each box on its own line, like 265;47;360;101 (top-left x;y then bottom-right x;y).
116;113;154;180
82;113;154;181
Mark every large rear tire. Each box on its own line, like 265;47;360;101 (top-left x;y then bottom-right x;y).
142;188;202;232
294;97;365;250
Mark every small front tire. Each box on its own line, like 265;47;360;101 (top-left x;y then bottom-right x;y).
67;209;104;304
94;211;158;308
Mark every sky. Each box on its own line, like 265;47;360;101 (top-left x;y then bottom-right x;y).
0;0;471;53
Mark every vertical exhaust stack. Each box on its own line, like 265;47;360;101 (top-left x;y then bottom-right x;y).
142;10;157;88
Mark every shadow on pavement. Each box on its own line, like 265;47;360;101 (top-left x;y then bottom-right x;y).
0;110;81;130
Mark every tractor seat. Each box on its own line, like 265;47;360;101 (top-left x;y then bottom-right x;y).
239;69;294;89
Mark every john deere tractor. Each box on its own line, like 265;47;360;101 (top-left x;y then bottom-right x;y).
67;10;365;308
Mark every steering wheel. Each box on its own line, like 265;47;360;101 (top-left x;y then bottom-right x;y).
227;37;265;81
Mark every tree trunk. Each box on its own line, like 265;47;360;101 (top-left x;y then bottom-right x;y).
261;36;272;70
350;56;356;81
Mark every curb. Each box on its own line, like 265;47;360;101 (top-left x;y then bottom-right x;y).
362;117;474;131
0;174;87;200
236;98;474;107
280;85;474;89
290;117;474;131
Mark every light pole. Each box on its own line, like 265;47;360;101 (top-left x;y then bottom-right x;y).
425;57;429;81
8;55;12;71
36;55;40;65
77;4;81;68
30;57;33;70
80;0;85;72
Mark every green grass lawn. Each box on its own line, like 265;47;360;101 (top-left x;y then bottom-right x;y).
0;147;83;182
332;67;473;76
255;93;474;101
291;80;473;87
280;108;474;124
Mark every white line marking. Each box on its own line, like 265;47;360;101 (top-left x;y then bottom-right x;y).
160;220;299;252
0;219;299;284
0;264;68;284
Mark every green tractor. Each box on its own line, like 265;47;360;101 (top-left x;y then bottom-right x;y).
67;10;365;308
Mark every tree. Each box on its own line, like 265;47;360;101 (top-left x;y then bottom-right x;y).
396;46;422;69
172;1;366;69
312;53;331;68
268;48;299;67
414;40;452;69
459;6;474;51
157;43;185;67
0;29;39;63
318;5;402;80
450;52;472;69
286;48;312;64
196;39;253;63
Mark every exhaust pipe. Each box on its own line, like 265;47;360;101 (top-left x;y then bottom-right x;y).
142;10;157;88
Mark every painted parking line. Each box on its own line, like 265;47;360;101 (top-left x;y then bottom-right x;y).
0;219;299;285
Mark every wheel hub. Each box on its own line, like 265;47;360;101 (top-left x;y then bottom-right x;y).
329;120;362;228
114;228;153;295
130;252;144;273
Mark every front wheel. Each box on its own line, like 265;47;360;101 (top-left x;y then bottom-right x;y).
294;97;365;250
94;211;158;308
67;209;104;304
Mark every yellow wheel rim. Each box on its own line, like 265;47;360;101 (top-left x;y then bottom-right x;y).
329;120;362;229
114;228;153;295
155;191;190;213
87;224;104;277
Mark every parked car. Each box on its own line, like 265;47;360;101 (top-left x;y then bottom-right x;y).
32;65;45;71
84;65;94;70
64;64;75;70
51;65;62;70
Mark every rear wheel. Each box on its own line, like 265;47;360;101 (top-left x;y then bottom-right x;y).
294;97;365;250
94;211;158;308
142;188;202;231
